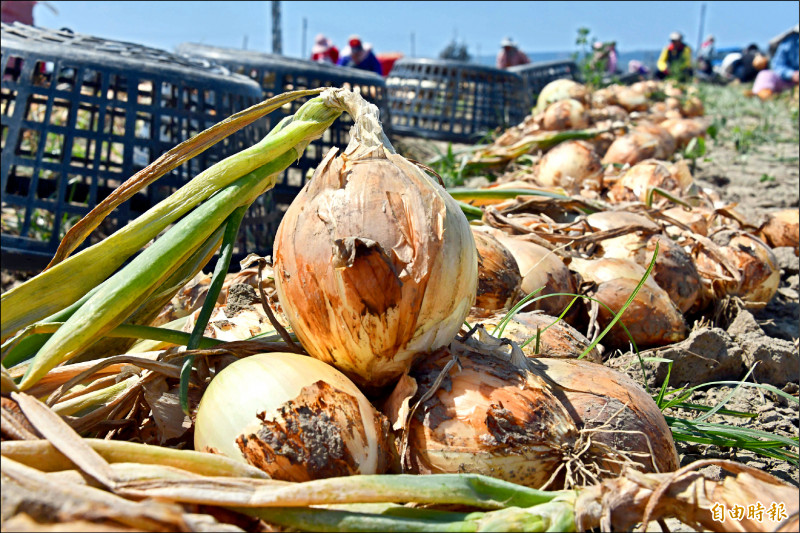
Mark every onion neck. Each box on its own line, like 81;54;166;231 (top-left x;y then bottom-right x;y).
321;88;395;157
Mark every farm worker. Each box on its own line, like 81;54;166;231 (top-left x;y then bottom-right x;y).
696;34;715;76
310;34;339;64
752;25;799;99
337;35;383;75
496;37;530;69
656;31;693;81
591;41;618;74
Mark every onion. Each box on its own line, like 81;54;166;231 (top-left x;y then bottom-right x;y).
273;90;477;388
471;229;523;315
659;118;708;149
404;348;677;488
527;358;680;475
760;208;799;254
474;311;602;363
633;123;677;159
663;206;709;237
614;87;649;112
535;79;589;112
693;230;780;307
542;98;590;131
601;131;662;166
491;232;578;319
570;257;687;348
535;140;603;194
585;213;701;313
608;159;690;203
194;353;396;481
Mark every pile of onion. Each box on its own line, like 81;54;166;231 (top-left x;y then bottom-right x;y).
570;256;687;348
272;89;477;388
402;348;677;488
194;352;397;481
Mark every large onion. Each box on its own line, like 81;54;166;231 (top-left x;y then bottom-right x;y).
614;86;649;112
693;230;780;307
608;159;691;203
194;353;396;481
490;232;577;319
601;130;662;166
527;358;680;475
760;208;799;255
659;118;708;149
404;348;677;488
471;229;522;315
542;98;590;131
570;257;687;348
535;140;603;194
273;90;477;388
535;79;589;112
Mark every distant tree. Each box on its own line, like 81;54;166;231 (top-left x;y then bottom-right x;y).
439;40;471;61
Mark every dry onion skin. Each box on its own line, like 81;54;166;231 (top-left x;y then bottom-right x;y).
490;232;577;320
535;140;603;194
542;98;590;131
273;89;477;388
570;257;687;348
693;230;780;307
607;159;692;203
528;358;679;475
194;352;397;481
760;208;799;255
471;229;522;316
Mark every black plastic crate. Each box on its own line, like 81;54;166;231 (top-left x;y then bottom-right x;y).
385;58;529;143
1;23;267;272
509;60;581;107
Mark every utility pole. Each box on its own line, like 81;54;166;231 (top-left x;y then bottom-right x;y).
410;32;415;57
271;0;282;55
696;2;706;56
301;17;307;59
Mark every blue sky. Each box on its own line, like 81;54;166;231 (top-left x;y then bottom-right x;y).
30;1;800;59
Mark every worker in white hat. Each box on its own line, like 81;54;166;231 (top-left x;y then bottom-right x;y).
657;31;693;80
496;37;530;69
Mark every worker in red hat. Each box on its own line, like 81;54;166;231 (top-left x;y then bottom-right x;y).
337;34;383;75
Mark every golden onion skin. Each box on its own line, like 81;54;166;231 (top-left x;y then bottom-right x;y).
535;140;603;193
471;229;522;315
542;98;590;131
405;349;579;488
273;145;477;388
528;358;680;475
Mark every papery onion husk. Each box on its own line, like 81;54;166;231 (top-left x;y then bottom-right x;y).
570;257;688;348
693;230;780;307
528;357;679;475
471;229;523;316
535;140;603;194
659;117;708;149
472;311;602;363
490;232;578;320
535;79;590;112
542;98;590;131
273;89;477;388
760;208;799;255
662;206;709;237
404;347;676;488
194;352;398;481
